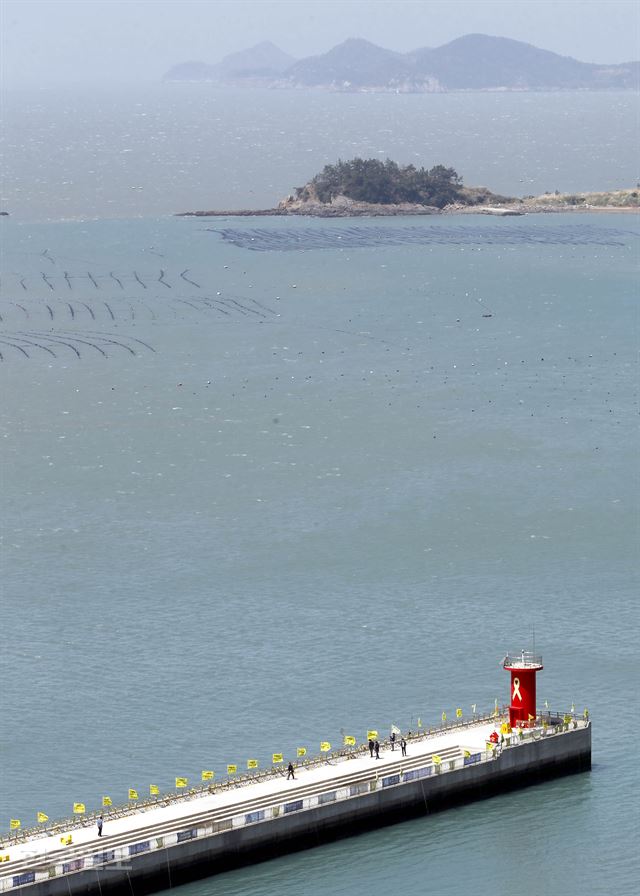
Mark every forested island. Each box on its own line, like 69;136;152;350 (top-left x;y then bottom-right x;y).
288;159;506;209
177;158;639;218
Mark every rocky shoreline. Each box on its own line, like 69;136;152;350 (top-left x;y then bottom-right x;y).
176;189;638;218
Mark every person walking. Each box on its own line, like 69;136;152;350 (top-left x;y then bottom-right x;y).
401;737;407;757
390;731;396;751
374;740;380;760
287;762;295;780
368;738;375;758
97;815;103;837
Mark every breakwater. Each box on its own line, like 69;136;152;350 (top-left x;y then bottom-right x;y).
1;713;590;895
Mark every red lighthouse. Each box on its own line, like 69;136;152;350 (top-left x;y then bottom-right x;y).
504;651;543;727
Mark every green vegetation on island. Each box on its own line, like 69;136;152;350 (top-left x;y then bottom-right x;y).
287;158;514;210
176;159;638;217
301;158;466;208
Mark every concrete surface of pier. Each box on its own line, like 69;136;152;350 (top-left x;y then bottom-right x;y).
1;714;591;895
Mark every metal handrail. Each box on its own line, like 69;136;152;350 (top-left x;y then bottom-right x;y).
503;651;543;667
1;747;475;891
0;713;590;887
6;723;592;889
0;704;584;845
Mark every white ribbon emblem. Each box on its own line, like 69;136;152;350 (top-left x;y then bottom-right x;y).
512;677;522;702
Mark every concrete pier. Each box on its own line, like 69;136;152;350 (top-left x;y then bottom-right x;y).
1;714;591;895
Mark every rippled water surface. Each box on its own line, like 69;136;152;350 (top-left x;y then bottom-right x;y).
2;80;640;893
1;86;639;220
1;209;638;894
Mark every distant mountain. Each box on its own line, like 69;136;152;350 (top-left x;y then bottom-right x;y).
164;35;639;91
285;38;415;88
164;41;296;83
214;41;296;78
410;34;636;89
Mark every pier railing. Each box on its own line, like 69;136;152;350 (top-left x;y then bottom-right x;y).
0;706;585;847
0;711;589;892
503;652;543;668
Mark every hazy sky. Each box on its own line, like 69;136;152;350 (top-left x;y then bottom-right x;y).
2;0;639;86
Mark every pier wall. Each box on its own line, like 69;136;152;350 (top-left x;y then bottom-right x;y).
10;725;590;895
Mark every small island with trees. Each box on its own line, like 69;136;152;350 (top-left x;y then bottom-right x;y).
177;158;639;218
294;158;490;208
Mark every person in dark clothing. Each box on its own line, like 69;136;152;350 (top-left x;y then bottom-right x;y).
390;731;396;751
368;738;375;758
400;737;407;756
374;740;380;759
287;762;295;780
97;816;103;837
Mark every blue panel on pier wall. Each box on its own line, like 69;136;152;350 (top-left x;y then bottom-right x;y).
382;775;400;787
245;810;265;824
464;753;482;766
284;800;303;814
403;766;431;782
93;851;115;865
350;782;369;796
63;860;84;874
177;829;197;843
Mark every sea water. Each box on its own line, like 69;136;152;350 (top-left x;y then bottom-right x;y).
1;85;638;220
0;88;639;896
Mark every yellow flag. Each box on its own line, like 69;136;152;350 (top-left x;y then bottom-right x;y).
343;735;356;746
1;855;9;862
417;717;423;728
102;796;112;807
272;753;283;764
456;708;463;718
296;747;307;757
10;819;20;830
464;750;471;758
441;712;447;722
201;770;215;781
128;789;138;800
73;803;86;814
60;835;72;845
149;785;159;796
367;730;378;740
432;755;442;764
247;759;258;769
320;742;331;752
37;812;48;823
227;765;237;775
528;713;535;721
175;777;188;789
